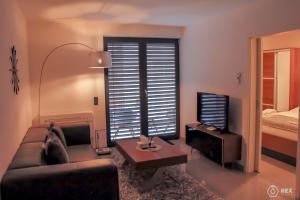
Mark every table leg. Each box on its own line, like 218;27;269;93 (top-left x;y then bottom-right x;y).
139;167;165;192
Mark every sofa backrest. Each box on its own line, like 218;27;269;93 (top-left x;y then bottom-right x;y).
61;124;91;146
8;142;45;170
39;112;94;145
8;127;48;170
8;124;91;171
22;127;48;144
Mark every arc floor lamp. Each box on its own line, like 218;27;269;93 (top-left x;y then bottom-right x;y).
38;42;112;124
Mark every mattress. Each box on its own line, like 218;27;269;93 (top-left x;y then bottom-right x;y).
262;125;298;141
262;108;299;133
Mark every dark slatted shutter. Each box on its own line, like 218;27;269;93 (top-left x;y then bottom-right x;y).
106;42;141;140
105;38;179;145
146;43;177;136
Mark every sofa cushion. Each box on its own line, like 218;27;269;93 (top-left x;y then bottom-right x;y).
8;142;45;170
22;127;48;144
44;132;69;165
67;145;98;163
49;125;67;148
61;124;91;146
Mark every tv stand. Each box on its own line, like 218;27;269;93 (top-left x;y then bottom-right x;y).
186;123;242;166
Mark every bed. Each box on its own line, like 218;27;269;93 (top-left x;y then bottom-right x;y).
262;107;299;165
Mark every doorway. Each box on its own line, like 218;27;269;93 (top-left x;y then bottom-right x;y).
250;29;300;199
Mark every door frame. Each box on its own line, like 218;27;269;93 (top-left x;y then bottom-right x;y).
104;37;180;146
248;37;263;173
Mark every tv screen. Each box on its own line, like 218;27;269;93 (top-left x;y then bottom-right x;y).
197;92;229;131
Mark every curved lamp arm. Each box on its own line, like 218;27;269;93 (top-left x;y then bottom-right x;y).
38;42;97;125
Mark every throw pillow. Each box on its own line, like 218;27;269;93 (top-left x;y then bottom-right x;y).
44;132;69;165
48;123;67;147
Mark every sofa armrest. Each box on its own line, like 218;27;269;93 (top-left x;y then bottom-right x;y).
1;159;119;200
61;124;91;146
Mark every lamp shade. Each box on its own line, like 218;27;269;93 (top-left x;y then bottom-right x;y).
89;51;112;68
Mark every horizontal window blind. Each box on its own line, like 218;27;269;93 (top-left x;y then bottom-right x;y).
107;42;141;140
147;43;177;136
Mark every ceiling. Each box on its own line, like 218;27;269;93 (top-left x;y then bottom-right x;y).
17;0;255;26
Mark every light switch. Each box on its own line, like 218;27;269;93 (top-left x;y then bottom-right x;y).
236;72;242;85
94;96;99;105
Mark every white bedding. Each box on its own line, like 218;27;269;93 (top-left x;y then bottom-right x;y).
262;107;299;133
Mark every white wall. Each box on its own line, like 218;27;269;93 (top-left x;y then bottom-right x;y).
27;19;183;146
180;0;300;167
0;0;32;179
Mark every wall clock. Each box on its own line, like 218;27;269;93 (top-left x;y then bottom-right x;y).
9;46;20;95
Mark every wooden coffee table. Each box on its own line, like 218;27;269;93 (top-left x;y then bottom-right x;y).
116;137;187;191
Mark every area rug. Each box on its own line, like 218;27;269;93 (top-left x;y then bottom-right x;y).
110;148;223;200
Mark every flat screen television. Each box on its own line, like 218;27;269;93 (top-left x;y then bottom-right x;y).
197;92;229;131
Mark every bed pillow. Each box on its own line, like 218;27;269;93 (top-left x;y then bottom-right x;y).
262;109;277;116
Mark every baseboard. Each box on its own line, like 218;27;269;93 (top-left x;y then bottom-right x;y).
262;147;296;166
231;162;244;171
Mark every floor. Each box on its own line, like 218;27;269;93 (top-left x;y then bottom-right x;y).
172;139;296;200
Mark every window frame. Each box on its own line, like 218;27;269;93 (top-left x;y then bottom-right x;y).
104;37;180;146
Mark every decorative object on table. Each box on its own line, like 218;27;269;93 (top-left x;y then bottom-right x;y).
136;143;162;152
9;46;20;95
37;42;112;124
136;135;161;152
95;129;111;155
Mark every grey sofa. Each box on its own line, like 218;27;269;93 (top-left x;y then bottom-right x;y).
1;124;119;200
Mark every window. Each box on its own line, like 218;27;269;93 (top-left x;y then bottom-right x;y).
104;37;179;146
146;43;178;136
